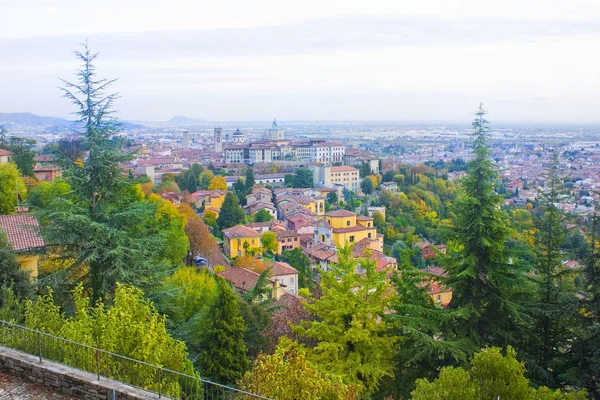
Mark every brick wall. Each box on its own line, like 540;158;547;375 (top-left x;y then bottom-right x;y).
0;346;159;399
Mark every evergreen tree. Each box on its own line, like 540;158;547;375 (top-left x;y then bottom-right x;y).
233;177;247;205
0;232;33;301
245;167;255;192
216;193;246;232
196;277;250;384
0;136;36;177
565;213;600;397
443;104;528;349
38;44;180;302
526;152;578;387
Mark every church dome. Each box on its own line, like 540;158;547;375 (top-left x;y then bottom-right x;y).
233;128;244;136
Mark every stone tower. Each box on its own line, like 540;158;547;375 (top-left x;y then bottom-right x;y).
214;127;223;152
182;130;190;151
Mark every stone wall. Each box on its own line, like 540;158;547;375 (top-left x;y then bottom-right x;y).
0;346;159;399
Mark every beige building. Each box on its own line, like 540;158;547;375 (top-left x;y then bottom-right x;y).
267;261;298;295
312;165;360;194
0;149;13;164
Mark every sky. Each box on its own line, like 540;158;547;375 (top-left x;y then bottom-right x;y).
2;0;600;123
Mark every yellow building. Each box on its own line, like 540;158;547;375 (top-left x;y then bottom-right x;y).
222;225;262;258
190;190;226;211
0;214;45;279
315;210;380;248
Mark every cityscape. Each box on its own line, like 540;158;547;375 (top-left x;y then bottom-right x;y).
1;1;600;399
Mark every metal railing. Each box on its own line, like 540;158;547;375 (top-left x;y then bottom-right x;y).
0;319;270;400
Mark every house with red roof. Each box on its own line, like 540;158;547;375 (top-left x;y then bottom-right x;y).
0;214;45;279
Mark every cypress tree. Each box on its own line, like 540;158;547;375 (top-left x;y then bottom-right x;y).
443;104;528;348
196;276;250;384
245;167;255;192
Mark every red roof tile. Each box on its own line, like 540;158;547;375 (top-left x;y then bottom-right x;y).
0;214;45;251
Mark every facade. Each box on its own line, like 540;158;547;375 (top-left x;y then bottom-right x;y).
222;225;262;258
0;214;45;279
312;165;360;194
190;190;226;212
275;230;301;254
33;166;62;182
267;261;298;294
343;148;380;174
0;149;13;164
218;267;283;300
314;210;379;248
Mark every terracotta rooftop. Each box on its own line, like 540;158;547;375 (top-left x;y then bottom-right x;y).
326;210;356;218
330;166;358;173
0;214;45;251
267;261;298;276
0;149;13;156
222;225;261;238
218;267;262;292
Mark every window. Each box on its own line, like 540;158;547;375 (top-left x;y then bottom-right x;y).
367;223;371;227
346;220;350;226
294;237;298;241
437;295;441;303
289;277;295;285
368;233;372;238
252;239;255;245
349;236;355;242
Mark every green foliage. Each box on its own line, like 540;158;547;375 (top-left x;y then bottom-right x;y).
240;337;360;400
37;45;182;303
0;232;33;302
372;211;386;235
175;163;204;192
8;284;196;397
0;162;26;214
292;168;314;188
238;299;271;361
0;136;36;177
443;104;528;349
281;248;315;290
412;347;586;400
380;263;472;399
293;245;398;393
233;177;247;205
326;191;338;204
216;193;245;232
254;209;273;222
195;277;250;384
245;167;255;191
524;152;578;387
261;231;278;254
360;177;374;195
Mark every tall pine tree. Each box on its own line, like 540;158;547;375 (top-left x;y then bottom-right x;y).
526;152;578;387
39;44;180;302
443;104;528;348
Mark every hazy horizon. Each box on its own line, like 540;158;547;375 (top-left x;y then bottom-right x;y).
3;0;600;123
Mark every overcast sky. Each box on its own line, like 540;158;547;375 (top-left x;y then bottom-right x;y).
2;0;600;123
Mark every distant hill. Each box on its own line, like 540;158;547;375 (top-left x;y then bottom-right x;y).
167;115;207;125
0;112;71;128
0;112;144;133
